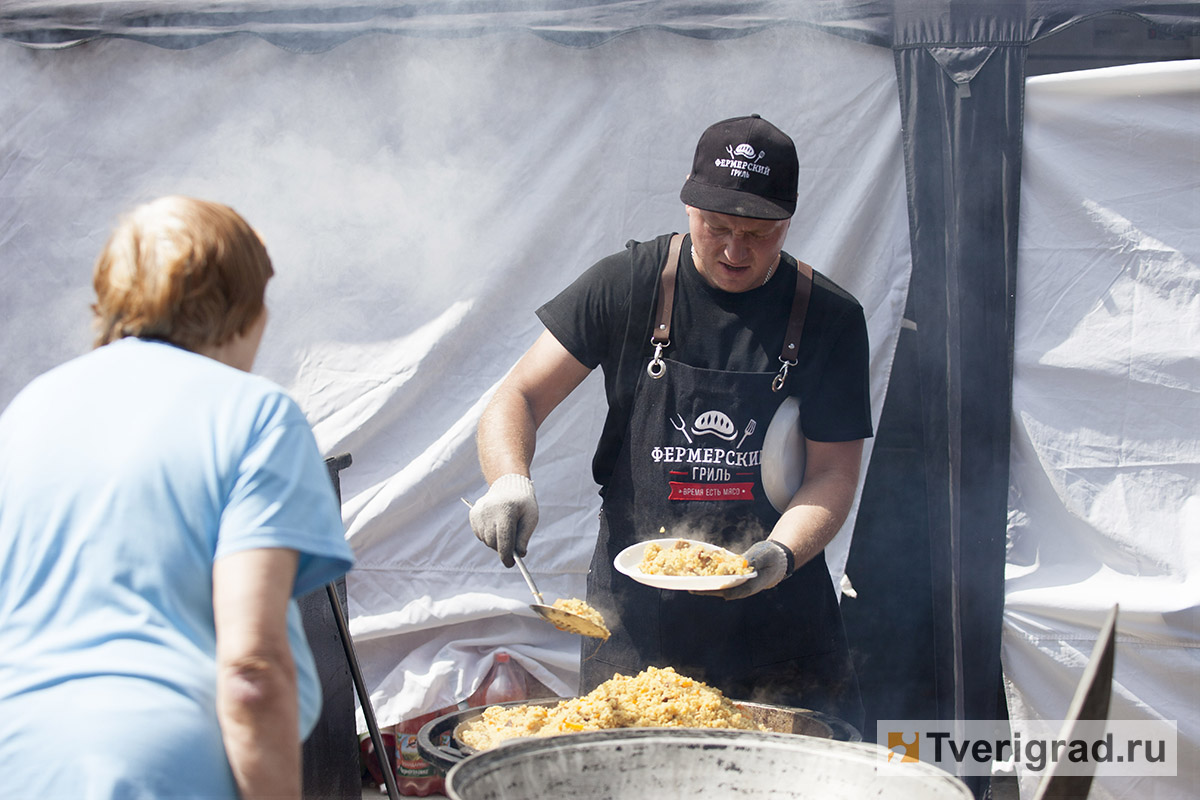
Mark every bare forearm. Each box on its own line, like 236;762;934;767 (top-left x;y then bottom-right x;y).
768;440;863;568
476;331;594;484
218;655;300;800
770;489;852;568
477;384;539;483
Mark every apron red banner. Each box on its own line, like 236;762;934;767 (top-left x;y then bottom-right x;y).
668;481;755;501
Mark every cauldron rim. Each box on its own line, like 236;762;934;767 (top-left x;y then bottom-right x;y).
443;728;973;800
415;696;861;774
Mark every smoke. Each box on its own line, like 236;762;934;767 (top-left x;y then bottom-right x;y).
662;511;768;556
2;16;912;727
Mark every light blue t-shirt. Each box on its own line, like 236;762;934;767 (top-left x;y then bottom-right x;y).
0;339;355;799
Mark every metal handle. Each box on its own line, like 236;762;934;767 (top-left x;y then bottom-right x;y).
512;554;545;605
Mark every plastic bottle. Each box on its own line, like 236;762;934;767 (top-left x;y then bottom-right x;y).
394;655;528;796
394;707;454;796
469;652;528;707
358;729;396;795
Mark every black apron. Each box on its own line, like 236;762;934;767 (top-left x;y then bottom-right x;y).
580;236;864;732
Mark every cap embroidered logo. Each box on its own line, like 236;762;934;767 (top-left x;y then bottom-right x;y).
680;114;799;220
731;143;761;160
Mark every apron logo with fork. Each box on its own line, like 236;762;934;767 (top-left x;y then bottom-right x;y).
657;409;761;501
670;410;757;449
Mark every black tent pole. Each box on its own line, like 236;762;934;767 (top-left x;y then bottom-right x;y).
323;453;400;800
326;581;400;800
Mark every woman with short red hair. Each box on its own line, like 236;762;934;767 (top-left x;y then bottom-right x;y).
0;196;353;799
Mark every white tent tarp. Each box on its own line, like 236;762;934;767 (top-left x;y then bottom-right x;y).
4;11;1199;799
0;24;909;729
1005;60;1200;799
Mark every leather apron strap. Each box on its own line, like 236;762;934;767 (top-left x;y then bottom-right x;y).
646;234;684;379
651;233;685;345
781;261;814;363
648;234;815;392
772;261;813;392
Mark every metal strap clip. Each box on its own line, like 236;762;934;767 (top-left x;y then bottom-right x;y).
647;337;669;379
772;357;796;392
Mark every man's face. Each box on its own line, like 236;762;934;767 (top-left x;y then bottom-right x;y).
686;206;791;293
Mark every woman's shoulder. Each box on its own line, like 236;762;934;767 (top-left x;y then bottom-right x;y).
113;339;306;429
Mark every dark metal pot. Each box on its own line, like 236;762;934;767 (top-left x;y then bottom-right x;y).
416;697;860;775
444;728;974;800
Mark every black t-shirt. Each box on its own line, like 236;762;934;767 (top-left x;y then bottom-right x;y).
537;232;873;489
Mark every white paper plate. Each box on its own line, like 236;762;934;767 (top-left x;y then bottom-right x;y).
614;539;757;591
761;396;806;514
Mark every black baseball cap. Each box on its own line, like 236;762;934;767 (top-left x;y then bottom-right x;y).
679;114;799;220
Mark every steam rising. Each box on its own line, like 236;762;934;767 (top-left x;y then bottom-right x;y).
662;513;767;556
2;17;909;730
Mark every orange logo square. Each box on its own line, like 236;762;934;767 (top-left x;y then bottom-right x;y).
887;731;920;763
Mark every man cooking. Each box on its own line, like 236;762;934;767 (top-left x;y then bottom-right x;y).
469;114;871;732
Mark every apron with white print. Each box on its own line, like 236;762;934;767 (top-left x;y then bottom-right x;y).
580;236;863;729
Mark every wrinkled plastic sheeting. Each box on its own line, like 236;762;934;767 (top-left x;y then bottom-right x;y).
0;22;910;730
1004;61;1200;800
3;1;1200;52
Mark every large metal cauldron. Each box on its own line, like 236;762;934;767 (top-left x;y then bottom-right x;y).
444;728;974;800
416;697;861;774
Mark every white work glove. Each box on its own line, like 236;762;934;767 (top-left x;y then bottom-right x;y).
710;539;793;600
469;474;538;568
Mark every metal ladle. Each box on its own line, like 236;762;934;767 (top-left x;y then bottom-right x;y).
462;498;610;639
512;553;610;640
